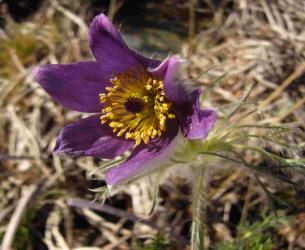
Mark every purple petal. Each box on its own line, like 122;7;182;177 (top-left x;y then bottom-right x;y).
179;89;216;139
148;56;188;104
105;120;179;185
89;14;159;72
55;114;134;159
33;62;109;113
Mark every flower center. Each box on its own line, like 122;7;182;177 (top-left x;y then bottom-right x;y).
124;97;144;113
99;68;176;145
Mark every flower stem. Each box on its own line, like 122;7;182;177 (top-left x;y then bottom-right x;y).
191;166;207;250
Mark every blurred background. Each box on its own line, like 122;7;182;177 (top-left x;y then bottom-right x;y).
0;0;304;249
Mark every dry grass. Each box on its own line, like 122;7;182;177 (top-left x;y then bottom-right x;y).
0;0;304;249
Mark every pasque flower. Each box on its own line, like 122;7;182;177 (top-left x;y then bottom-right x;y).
33;14;216;185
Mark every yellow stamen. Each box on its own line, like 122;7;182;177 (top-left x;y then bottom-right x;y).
99;68;176;145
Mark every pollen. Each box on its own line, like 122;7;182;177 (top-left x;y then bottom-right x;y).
100;68;176;145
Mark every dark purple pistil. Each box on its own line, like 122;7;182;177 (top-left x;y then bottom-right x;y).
125;97;144;113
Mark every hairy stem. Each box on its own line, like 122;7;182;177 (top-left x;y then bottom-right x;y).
191;166;208;250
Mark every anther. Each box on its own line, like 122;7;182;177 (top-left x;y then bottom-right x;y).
146;84;152;90
109;122;123;128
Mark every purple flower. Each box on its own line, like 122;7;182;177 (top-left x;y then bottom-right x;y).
33;14;216;185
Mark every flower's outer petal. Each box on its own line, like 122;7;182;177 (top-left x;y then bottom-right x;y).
33;62;109;113
105;120;179;185
89;14;159;71
179;89;216;139
148;56;188;104
54;114;134;159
